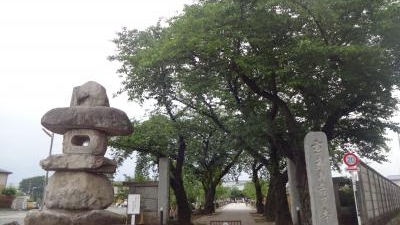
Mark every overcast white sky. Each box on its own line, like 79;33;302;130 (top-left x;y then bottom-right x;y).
0;0;192;186
0;0;399;187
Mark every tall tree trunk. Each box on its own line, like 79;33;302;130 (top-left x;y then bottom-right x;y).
170;173;192;225
252;162;264;213
168;132;192;225
264;171;293;225
264;145;293;225
274;171;292;225
294;153;312;225
264;180;274;221
203;185;217;214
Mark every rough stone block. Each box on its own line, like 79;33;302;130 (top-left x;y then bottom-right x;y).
62;129;107;155
2;222;20;225
40;154;117;173
70;81;110;107
44;172;114;210
25;210;71;225
73;209;126;225
41;106;133;136
25;209;126;225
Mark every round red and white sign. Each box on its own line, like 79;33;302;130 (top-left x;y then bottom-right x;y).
343;152;359;167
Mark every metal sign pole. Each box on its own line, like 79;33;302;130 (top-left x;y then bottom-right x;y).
351;170;362;225
160;207;164;225
131;214;136;225
344;152;361;225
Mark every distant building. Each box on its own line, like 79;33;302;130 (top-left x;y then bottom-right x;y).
222;180;249;191
387;175;400;186
0;168;12;190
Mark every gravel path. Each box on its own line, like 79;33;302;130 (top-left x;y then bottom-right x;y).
193;203;274;225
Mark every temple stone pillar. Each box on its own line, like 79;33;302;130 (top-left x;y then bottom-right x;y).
157;157;169;225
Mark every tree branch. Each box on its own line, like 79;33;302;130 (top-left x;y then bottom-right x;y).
290;0;330;45
229;60;298;138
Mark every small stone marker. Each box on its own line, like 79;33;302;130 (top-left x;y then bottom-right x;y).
304;132;338;225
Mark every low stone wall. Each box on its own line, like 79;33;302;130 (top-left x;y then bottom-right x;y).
0;195;14;208
385;211;400;225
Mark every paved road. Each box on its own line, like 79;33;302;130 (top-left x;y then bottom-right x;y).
0;209;26;225
0;206;126;225
1;204;272;225
194;203;274;225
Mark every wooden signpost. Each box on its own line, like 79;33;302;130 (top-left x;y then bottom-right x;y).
127;194;141;225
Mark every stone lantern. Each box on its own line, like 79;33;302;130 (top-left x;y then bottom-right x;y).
25;81;133;225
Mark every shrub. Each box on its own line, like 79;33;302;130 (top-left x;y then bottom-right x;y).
1;187;17;196
338;185;355;207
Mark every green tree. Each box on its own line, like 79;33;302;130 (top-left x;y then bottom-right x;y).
215;184;230;200
183;172;204;206
134;152;157;181
184;116;243;214
111;3;292;223
1;187;17;196
110;114;193;225
113;181;129;203
19;176;45;202
110;0;400;224
229;187;243;200
240;160;269;214
242;180;268;201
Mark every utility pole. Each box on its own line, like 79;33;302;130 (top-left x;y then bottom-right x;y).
41;128;54;210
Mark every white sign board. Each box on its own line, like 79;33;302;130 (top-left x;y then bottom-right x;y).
127;194;140;214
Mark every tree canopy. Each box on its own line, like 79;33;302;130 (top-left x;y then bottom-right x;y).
110;0;400;224
111;0;399;162
19;176;45;202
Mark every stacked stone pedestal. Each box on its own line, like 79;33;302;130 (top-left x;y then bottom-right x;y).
25;81;133;225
